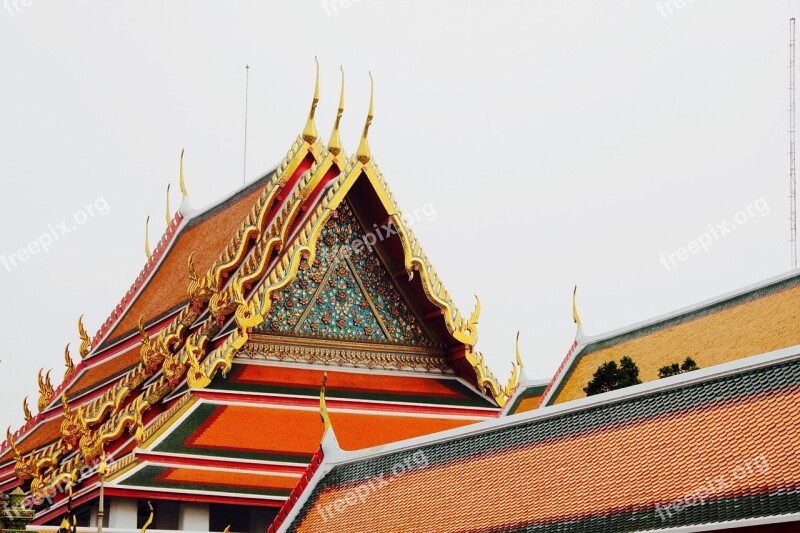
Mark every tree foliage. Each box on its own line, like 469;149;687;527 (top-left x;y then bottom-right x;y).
658;357;700;379
583;356;642;396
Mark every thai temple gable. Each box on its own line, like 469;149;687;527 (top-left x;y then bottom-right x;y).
0;67;514;531
540;268;800;406
274;345;800;533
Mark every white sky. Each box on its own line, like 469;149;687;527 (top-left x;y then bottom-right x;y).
0;0;797;431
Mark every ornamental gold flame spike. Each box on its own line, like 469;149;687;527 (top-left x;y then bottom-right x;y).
22;397;32;422
328;66;345;156
145;215;152;259
64;343;75;379
179;148;188;197
37;369;54;413
141;501;154;533
302;57;321;144
572;285;582;328
356;71;374;164
165;183;172;225
78;315;91;359
319;372;332;432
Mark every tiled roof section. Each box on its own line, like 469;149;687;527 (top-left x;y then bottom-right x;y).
103;183;267;346
208;365;494;407
506;383;547;415
0;417;62;463
284;356;800;533
153;403;479;463
550;273;800;405
66;344;141;399
119;465;298;498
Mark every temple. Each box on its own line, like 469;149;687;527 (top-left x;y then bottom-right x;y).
276;272;800;532
1;63;798;533
0;65;518;532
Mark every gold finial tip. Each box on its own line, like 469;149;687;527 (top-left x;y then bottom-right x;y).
179;149;188;198
572;285;582;327
328;66;346;156
145;215;152;259
302;58;321;144
356;71;374;164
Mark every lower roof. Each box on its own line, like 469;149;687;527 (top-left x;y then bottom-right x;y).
278;346;800;533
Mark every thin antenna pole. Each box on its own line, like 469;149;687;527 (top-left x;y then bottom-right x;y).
791;19;797;269
243;64;250;186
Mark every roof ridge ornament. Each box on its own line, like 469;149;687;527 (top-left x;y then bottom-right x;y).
179;149;188;197
77;315;91;359
63;343;74;380
319;372;332;432
356;71;374;164
328;65;345;156
165;183;171;226
302;57;321;144
145;216;152;259
22;397;32;422
573;285;584;340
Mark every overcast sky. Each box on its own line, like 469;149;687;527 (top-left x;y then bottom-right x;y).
0;1;797;431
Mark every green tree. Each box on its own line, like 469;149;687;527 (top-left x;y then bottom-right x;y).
583;357;642;396
658;357;700;378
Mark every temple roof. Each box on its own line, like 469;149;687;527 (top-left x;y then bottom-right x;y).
275;345;800;533
0;70;515;522
541;269;800;406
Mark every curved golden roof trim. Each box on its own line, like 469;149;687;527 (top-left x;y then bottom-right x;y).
141;501;154;533
78;315;91;359
179;149;188;197
356;72;374;164
22;397;32;422
144;216;152;259
37;369;54;413
165;184;172;226
328;66;345;156
302;57;321;144
320;372;332;432
63;344;75;380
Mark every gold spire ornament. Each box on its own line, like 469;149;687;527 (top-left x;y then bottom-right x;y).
141;501;154;533
572;285;582;327
78;315;91;359
145;216;152;259
302;57;321;144
165;184;171;225
64;343;75;379
179;149;188;197
22;397;32;422
356;72;374;164
319;372;332;431
328;66;345;156
37;369;54;413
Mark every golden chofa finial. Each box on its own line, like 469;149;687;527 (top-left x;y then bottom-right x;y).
319;372;332;432
328;66;345;156
356;71;374;164
302;57;321;144
165;184;171;225
572;285;582;327
179;149;188;197
64;343;75;379
22;397;32;422
145;216;152;259
78;315;91;359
